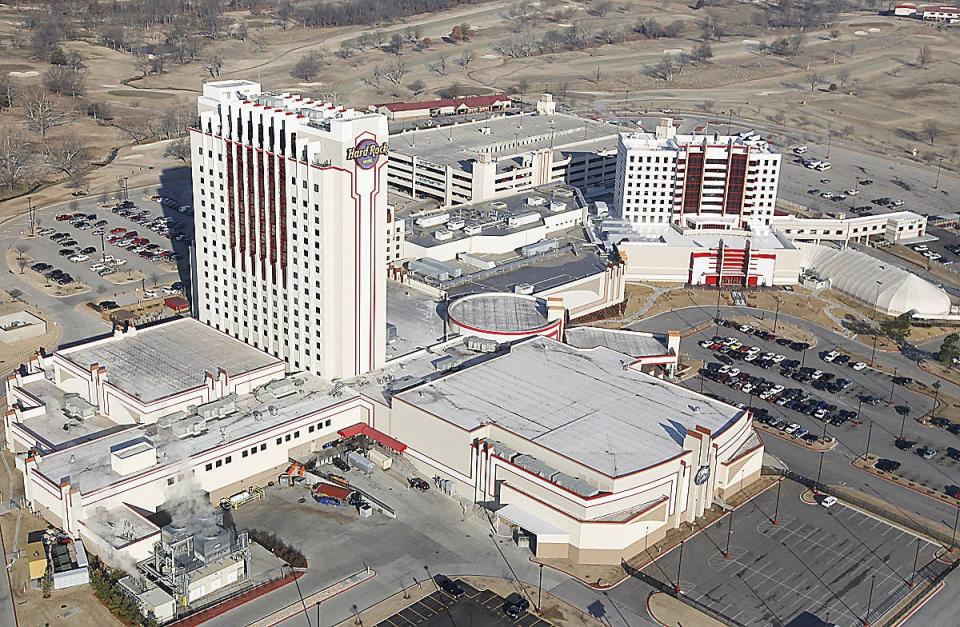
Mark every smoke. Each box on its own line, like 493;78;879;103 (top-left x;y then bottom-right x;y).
163;473;221;536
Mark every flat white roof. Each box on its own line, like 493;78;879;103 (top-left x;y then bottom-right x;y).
564;327;670;357
34;373;356;493
397;337;742;476
61;319;282;402
448;293;549;333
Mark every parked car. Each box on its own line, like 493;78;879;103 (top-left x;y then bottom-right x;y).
439;579;465;598
875;459;901;472
408;477;430;492
503;594;531;619
332;457;350;472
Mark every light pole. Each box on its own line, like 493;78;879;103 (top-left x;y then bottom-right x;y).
855;397;863;426
934;157;944;190
772;479;782;525
772;297;781;334
723;510;734;559
950;505;959;553
863;574;875;627
864;420;873;460
815;452;825;493
933;381;942;421
909;538;921;588
889;367;897;405
537;563;544;614
675;541;684;594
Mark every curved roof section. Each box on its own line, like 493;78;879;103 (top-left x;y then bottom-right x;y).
803;244;951;317
447;293;551;333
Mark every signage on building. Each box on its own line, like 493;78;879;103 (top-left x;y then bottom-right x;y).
694;465;711;486
347;139;389;170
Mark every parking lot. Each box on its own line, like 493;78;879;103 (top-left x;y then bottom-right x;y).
679;317;960;497
14;191;193;308
641;481;944;627
375;581;550;627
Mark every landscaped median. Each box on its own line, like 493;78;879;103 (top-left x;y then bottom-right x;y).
853;454;960;507
752;419;836;451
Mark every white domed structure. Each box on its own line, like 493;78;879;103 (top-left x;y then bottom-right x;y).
802;244;951;317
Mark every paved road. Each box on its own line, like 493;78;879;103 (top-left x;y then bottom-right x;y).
0;523;16;627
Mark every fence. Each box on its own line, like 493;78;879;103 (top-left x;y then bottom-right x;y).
621;558;748;627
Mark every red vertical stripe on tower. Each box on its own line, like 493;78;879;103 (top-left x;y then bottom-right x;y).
278;158;288;288
236;143;246;272
268;153;276;283
246;146;256;268
225;141;236;260
258;149;267;276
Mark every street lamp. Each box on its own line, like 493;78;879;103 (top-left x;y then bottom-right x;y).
674;540;684;593
537;563;544;614
772;297;781;334
870;280;883;366
934;157;944;190
815;451;825;493
723;510;734;559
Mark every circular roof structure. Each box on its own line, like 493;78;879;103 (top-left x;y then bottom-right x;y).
804;245;951;317
447;293;557;337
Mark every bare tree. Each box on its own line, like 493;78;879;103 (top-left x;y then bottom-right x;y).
590;0;613;17
513;77;530;102
427;56;448;76
917;44;932;67
43;135;89;177
0;130;37;190
164;138;191;162
388;33;404;55
383;59;409;85
22;90;69;138
806;72;821;91
14;244;29;273
203;54;224;78
650;55;678;82
43;67;85;98
409;79;426;95
0;74;19;110
922;120;942;146
291;51;325;81
836;68;851;89
457;50;475;69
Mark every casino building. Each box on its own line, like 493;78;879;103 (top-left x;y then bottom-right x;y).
190;80;389;379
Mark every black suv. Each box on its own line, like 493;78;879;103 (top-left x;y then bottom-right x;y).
332;457;350;472
439;578;464;598
503;593;530;619
875;459;902;472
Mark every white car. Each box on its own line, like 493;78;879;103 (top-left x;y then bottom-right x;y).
793;146;808;154
744;353;758;362
784;423;800;434
852;362;867;371
113;258;127;266
143;289;158;299
699;340;714;349
820;495;838;508
68;254;89;262
845;189;860;196
741;383;754;394
738;324;753;332
823;351;840;362
728;368;741;377
747;346;762;355
771;354;786;363
89;263;105;272
812;370;825;379
770;385;785;394
718;365;732;374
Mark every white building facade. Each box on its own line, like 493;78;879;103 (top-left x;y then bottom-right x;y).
190;80;389;379
613;120;781;230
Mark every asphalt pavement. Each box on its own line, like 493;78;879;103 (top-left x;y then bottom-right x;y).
631;305;960;538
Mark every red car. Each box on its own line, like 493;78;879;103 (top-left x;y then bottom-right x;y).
56;214;72;221
110;227;126;234
132;237;148;245
125;231;138;238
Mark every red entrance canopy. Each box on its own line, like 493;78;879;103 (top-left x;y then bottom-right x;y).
338;423;407;453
